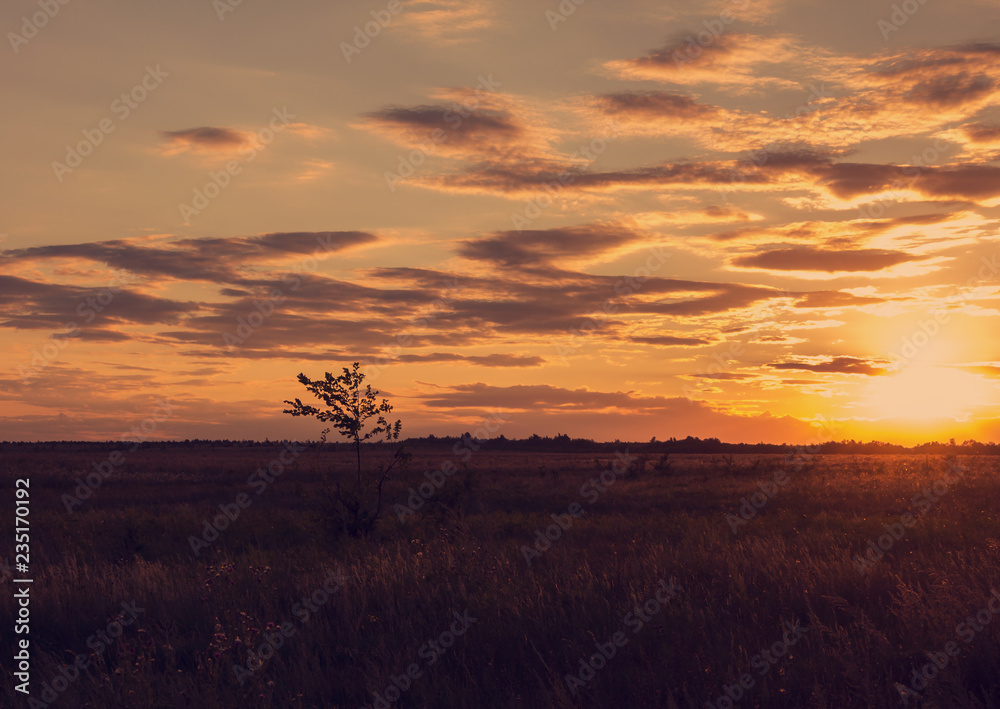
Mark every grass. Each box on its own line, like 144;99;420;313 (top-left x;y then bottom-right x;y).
1;444;999;708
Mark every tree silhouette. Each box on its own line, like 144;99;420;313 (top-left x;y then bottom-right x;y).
283;362;408;536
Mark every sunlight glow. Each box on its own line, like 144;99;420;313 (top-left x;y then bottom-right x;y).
862;366;989;423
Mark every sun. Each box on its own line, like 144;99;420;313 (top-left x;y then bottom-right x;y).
862;366;989;423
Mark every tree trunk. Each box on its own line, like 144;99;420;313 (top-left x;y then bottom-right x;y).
355;436;362;497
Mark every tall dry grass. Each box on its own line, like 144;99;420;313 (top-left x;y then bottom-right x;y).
0;446;998;707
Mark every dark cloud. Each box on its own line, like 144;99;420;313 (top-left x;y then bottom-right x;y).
627;280;779;316
595;91;720;120
903;74;995;108
735;247;924;272
359;99;543;167
379;353;545;367
50;329;134;342
0;275;199;329
769;357;888;376
913;165;1000;200
962;122;1000;143
630;335;713;346
428;145;1000;205
161;127;249;149
364;105;520;146
603;34;800;89
459;224;641;266
1;232;377;283
701;205;754;220
372;261;783;324
419;382;686;411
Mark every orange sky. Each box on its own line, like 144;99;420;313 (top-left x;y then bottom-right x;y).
2;0;1000;444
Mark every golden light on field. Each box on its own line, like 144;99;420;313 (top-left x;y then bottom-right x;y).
862;366;989;423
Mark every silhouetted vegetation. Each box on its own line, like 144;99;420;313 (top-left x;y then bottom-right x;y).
283;363;409;537
2;444;1000;707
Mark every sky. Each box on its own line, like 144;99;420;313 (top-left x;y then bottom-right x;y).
2;0;1000;444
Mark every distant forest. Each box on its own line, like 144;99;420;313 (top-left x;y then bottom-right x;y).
3;434;1000;455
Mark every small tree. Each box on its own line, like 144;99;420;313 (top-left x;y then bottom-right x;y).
283;362;408;537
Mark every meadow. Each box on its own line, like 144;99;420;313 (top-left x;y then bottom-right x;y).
1;442;999;708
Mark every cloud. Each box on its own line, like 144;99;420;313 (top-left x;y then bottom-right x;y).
734;246;926;273
159;127;251;155
794;291;887;308
594;42;1000;153
397;0;494;43
718;0;785;23
363;104;520;154
412;382;821;443
358;86;563;171
376;353;545;367
769;357;888;376
904;73;995;108
2;232;378;283
633;204;764;228
629;335;713;346
603;34;804;90
418;382;684;410
962;122;1000;143
459;224;642;267
296;159;335;182
596;91;722;121
0;274;198;330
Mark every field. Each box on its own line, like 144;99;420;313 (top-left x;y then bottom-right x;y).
2;442;1000;708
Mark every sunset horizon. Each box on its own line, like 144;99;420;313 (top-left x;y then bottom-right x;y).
4;1;1000;444
5;3;1000;706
